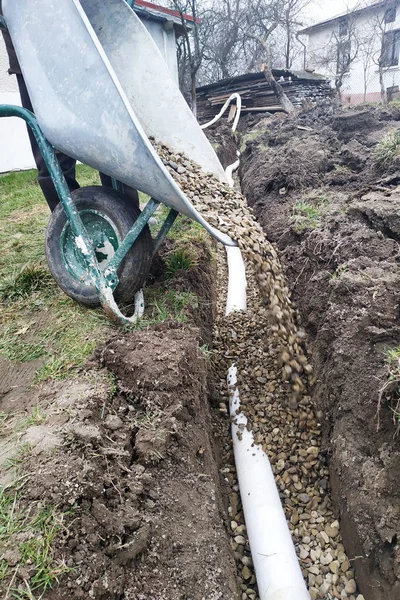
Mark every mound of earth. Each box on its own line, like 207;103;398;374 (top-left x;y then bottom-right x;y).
238;102;400;600
0;238;239;600
0;327;238;600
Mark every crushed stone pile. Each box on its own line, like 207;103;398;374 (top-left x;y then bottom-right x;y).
154;141;311;403
154;142;365;600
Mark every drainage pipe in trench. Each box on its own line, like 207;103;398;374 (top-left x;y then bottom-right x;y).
202;98;310;599
225;246;311;600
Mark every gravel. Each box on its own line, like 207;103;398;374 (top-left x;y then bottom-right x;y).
153;142;361;600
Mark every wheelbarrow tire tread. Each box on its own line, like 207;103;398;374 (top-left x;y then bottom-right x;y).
45;186;153;306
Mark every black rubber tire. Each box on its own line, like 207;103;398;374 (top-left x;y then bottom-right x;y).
45;186;153;306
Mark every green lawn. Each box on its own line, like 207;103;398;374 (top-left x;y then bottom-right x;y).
0;166;112;382
0;166;204;383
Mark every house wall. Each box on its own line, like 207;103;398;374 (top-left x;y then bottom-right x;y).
0;15;179;174
306;5;400;105
0;37;35;172
141;19;179;83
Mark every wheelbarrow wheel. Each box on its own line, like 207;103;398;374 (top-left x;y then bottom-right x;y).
45;186;153;306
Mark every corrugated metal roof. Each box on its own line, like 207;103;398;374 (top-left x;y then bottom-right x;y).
196;69;328;93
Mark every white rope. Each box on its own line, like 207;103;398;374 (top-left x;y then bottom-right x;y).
200;93;242;133
200;92;243;188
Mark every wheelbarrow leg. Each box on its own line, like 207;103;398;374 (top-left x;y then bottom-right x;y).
153;209;179;256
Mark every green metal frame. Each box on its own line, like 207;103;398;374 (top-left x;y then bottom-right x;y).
0;105;178;323
0;4;179;324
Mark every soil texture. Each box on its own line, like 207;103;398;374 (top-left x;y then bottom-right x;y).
239;102;400;600
0;240;239;599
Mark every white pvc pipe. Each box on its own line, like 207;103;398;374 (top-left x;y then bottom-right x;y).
224;246;310;600
226;245;247;315
225;154;240;188
201;93;242;132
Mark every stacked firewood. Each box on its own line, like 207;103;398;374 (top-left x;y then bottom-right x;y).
196;70;332;122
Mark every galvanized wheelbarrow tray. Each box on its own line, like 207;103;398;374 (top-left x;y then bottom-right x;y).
0;0;234;324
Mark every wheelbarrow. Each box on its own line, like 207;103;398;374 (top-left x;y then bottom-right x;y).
0;0;235;324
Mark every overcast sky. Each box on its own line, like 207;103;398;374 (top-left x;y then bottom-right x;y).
311;0;362;21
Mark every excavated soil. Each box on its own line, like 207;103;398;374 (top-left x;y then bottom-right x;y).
0;241;239;600
238;102;400;600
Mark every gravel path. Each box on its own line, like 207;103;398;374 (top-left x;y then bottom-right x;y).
155;142;364;600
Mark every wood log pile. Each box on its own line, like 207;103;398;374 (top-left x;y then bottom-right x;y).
196;69;332;123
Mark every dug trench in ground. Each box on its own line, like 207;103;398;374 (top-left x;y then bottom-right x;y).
156;141;363;600
231;100;400;600
0;204;240;599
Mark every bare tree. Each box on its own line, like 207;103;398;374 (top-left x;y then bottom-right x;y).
367;0;399;104
172;0;318;97
171;0;206;115
359;24;376;102
201;0;246;81
242;0;283;66
281;0;312;69
310;10;363;98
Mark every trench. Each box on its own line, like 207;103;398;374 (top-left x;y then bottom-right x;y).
227;103;400;600
151;135;368;600
3;106;398;600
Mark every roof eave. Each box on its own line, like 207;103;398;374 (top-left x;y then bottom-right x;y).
298;0;386;35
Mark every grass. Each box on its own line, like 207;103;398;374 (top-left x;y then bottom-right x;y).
387;346;400;363
292;194;331;232
0;166;206;383
0;412;11;433
165;248;197;278
0;265;53;302
292;200;322;231
239;129;269;153
0;166;115;382
333;164;353;176
200;344;212;362
4;444;33;472
374;129;400;171
0;489;70;599
330;264;348;280
138;289;198;327
379;346;400;434
0;294;108;382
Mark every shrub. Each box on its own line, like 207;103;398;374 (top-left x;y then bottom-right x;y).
374;129;400;171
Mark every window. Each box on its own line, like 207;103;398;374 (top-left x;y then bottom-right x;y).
385;6;397;24
337;39;351;74
382;30;400;66
339;17;348;37
387;85;400;101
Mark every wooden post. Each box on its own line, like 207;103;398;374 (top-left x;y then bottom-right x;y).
261;64;295;114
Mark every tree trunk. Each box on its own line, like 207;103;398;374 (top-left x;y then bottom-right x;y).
191;74;197;117
379;66;387;104
285;23;291;69
262;65;295;113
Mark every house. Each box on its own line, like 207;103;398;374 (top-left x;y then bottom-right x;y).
0;0;193;173
196;70;332;124
299;1;400;105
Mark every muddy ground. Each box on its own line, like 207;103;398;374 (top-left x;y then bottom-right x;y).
0;237;239;599
236;101;400;600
